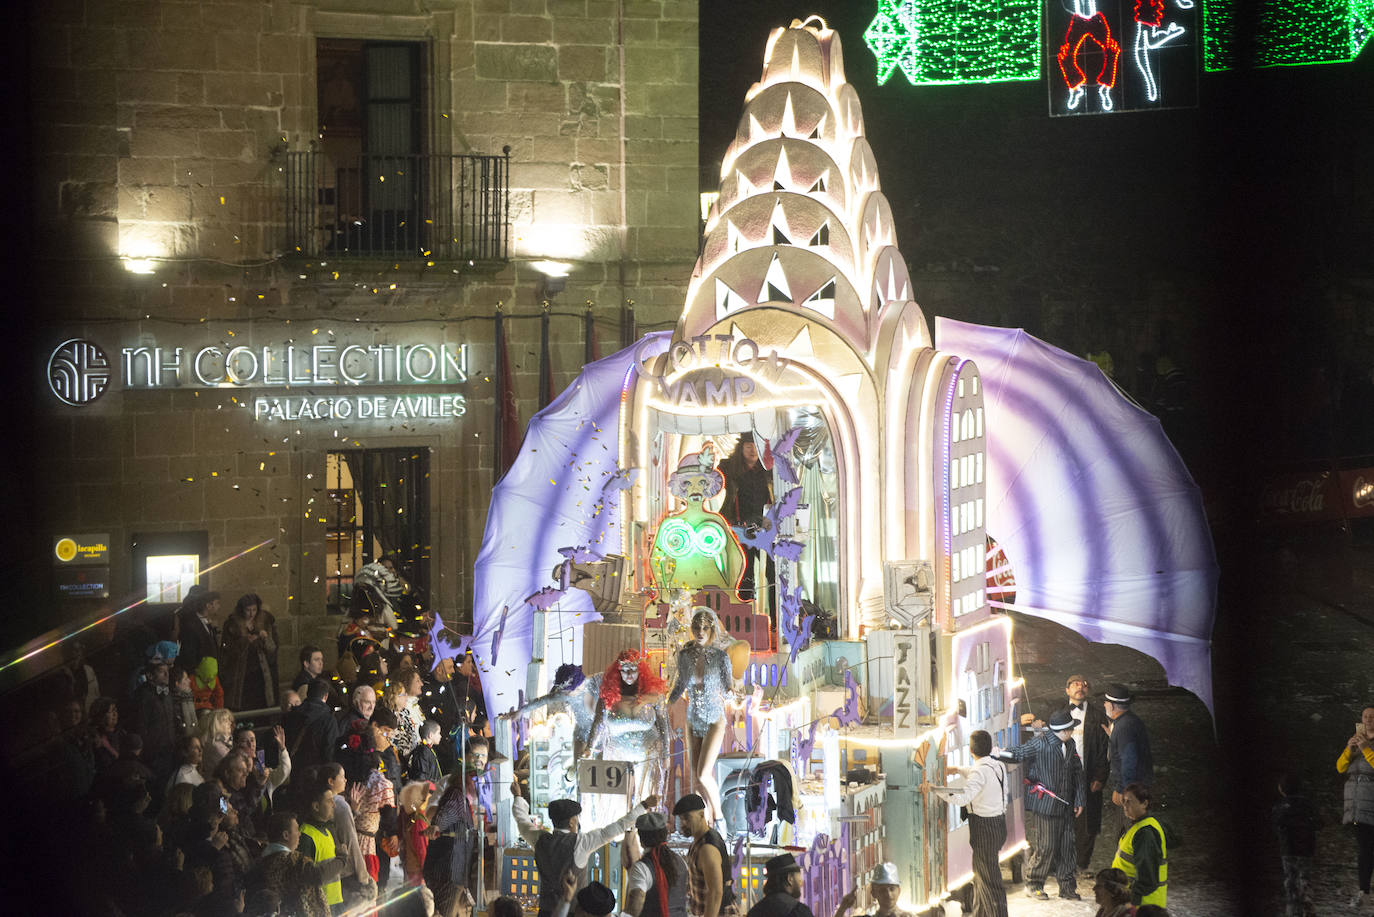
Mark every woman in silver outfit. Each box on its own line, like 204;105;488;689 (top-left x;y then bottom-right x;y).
668;609;735;819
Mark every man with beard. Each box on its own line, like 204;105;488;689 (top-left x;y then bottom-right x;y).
744;854;814;917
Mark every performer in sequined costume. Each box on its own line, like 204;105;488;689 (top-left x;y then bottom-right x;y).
498;663;604;765
668;609;737;820
586;649;668;803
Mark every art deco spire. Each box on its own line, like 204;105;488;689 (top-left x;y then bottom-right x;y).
680;16;929;360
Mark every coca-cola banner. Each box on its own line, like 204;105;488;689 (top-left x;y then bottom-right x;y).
1258;467;1374;523
1344;469;1374;519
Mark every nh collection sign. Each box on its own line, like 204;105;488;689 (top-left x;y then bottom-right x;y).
46;326;469;423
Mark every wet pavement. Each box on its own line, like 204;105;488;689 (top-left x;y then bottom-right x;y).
936;536;1374;916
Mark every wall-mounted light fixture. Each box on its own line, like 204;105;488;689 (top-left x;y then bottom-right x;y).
122;257;157;274
532;260;571;299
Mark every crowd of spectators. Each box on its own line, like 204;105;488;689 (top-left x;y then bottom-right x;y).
4;576;489;917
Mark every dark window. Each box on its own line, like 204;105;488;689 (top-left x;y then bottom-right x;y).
315;39;425;254
325;447;430;614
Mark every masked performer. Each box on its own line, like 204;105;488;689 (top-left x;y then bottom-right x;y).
668;609;737;820
498;663;603;767
586;650;668;802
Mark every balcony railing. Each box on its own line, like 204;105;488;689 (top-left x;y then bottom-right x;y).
285;149;510;261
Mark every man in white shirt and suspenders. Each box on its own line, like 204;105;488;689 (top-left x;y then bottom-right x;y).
927;730;1009;917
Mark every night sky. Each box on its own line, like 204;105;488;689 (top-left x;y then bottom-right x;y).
698;1;1374;504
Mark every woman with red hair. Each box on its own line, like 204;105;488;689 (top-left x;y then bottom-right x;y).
585;649;669;801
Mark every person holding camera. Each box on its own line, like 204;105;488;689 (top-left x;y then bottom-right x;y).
1340;704;1374;910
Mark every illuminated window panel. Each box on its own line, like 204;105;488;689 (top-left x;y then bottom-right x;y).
1205;0;1371;69
146;555;198;603
864;0;1042;86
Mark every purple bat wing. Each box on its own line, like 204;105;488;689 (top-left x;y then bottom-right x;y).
771;538;806;563
732;524;773;554
771;426;802;457
773;486;804;521
774;453;798;486
525;586;568;610
831;670;862;727
601;467;639;495
489;605;509;665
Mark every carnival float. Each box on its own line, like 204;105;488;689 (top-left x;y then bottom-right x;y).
469;16;1217;916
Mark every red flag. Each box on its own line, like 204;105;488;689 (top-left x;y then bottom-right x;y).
539;306;554;409
495;311;521;477
584;306;600;363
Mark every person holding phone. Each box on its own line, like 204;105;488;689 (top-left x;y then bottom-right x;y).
1339;705;1374;910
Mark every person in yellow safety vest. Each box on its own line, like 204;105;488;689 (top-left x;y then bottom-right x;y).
1111;782;1166;907
298;784;348;911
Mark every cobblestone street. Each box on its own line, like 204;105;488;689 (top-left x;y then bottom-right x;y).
938;534;1374;916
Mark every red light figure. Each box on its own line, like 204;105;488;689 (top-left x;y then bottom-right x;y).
1057;0;1123;111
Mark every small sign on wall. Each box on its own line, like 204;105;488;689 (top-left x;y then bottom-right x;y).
53;534;110;565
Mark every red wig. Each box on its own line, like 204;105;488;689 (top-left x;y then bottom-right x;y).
599;649;666;709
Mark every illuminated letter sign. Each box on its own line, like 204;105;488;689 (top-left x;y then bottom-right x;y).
893;631;920;738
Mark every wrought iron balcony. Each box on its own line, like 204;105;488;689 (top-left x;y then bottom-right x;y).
284;149;510;261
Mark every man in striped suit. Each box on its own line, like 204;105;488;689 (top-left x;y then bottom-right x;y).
996;709;1086;900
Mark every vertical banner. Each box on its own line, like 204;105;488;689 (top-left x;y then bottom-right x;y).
893;630;922;738
1046;0;1198;115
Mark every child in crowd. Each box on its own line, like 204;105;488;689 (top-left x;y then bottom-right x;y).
1272;771;1319;917
405;719;444;785
398;780;436;883
192;656;225;711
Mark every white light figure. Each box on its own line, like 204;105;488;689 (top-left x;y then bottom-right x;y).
1056;0;1123;112
1132;0;1192;102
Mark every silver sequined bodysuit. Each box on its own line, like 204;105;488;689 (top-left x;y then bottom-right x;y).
669;643;733;737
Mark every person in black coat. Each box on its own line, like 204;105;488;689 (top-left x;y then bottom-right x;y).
745;854;815;917
1103;685;1154;804
176;590;223;672
284;678;342;770
134;661;178;793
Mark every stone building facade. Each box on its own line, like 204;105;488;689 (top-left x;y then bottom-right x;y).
28;0;700;656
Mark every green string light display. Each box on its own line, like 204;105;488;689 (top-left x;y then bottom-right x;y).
1204;0;1372;69
863;0;1042;86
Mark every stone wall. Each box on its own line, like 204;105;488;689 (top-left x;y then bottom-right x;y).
28;0;701;648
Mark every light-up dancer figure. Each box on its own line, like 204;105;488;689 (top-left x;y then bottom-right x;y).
1132;0;1192;102
1056;0;1123;111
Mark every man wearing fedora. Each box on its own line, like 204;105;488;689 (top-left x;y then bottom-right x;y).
1103;684;1153;806
513;785;659;917
1022;674;1111;875
831;863;913;917
549;873;629;917
745;853;815;917
996;709;1086;900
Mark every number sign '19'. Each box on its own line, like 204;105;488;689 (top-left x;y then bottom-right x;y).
577;760;631;795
